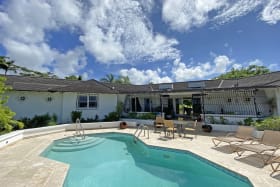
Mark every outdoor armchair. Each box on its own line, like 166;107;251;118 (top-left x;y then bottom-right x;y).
154;116;164;133
163;120;177;139
184;120;198;139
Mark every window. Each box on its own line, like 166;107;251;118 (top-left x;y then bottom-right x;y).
77;95;98;109
46;96;53;102
89;95;97;108
245;97;251;102
18;96;26;101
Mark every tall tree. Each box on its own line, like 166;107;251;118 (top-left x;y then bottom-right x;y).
115;75;130;84
0;56;17;75
0;76;24;134
100;73;115;83
213;65;270;79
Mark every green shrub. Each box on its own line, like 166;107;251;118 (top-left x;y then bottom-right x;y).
127;112;137;118
138;112;156;119
219;116;228;124
20;113;57;129
252;116;280;131
244;117;253;126
103;111;119;121
71;111;82;122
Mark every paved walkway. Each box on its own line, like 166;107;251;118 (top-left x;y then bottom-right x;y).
0;128;279;187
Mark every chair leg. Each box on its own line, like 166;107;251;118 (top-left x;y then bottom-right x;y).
270;163;280;176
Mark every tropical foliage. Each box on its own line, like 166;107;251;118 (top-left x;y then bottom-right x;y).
0;76;24;134
19;113;57;129
0;56;57;78
100;73;130;84
253;116;280;131
213;65;270;79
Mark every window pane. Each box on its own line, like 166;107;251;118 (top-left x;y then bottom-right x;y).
78;95;88;108
89;96;97;108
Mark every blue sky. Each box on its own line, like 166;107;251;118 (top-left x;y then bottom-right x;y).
0;0;279;84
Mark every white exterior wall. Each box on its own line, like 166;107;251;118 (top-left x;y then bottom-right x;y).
6;91;63;122
61;92;118;123
6;91;118;124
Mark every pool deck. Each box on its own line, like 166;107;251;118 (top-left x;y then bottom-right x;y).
0;128;279;187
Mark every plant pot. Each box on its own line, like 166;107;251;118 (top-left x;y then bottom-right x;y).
202;125;212;133
120;122;127;129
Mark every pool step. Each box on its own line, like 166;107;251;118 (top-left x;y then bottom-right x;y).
52;137;104;152
56;137;101;147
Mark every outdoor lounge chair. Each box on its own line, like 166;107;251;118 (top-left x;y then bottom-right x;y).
269;156;280;176
164;120;177;139
212;126;255;148
154;116;164;133
184;120;198;139
235;130;280;165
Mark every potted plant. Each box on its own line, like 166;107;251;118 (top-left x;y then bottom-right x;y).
202;124;212;132
120;121;127;129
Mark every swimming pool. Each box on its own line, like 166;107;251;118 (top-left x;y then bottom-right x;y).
42;133;253;187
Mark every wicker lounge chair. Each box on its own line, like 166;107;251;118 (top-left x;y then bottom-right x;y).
235;130;280;165
154;116;164;133
212;126;255;148
164;120;177;139
269;156;280;176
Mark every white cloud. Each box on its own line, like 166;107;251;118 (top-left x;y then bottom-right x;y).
248;59;263;66
80;0;180;64
261;0;280;24
3;39;54;73
0;0;54;43
162;0;225;31
53;47;87;78
49;0;82;26
172;55;232;81
214;0;262;25
232;63;243;70
120;68;172;84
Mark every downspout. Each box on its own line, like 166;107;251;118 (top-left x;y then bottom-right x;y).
253;89;258;117
202;89;206;123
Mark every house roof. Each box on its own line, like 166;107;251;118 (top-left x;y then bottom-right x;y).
2;71;280;94
3;75;118;94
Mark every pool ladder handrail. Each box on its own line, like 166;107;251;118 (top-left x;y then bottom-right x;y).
134;124;149;142
74;118;85;139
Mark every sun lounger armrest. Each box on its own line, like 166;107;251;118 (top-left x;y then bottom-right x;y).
225;133;235;137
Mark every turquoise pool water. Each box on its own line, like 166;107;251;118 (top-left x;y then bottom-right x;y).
42;133;253;187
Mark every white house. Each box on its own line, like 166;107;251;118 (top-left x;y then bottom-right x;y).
3;71;280;124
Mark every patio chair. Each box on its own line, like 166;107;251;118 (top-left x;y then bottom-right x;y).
164;120;177;139
268;156;280;176
212;126;255;148
184;120;198;139
235;130;280;165
154;116;164;133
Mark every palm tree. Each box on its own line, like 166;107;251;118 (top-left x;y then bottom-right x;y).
0;56;17;75
100;73;115;83
115;75;130;84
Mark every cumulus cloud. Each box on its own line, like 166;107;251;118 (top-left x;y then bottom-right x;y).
53;47;87;78
172;55;232;81
120;68;172;85
80;0;179;64
261;0;280;24
3;39;55;72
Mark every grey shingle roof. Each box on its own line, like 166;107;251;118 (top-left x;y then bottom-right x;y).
3;75;118;93
3;71;280;94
